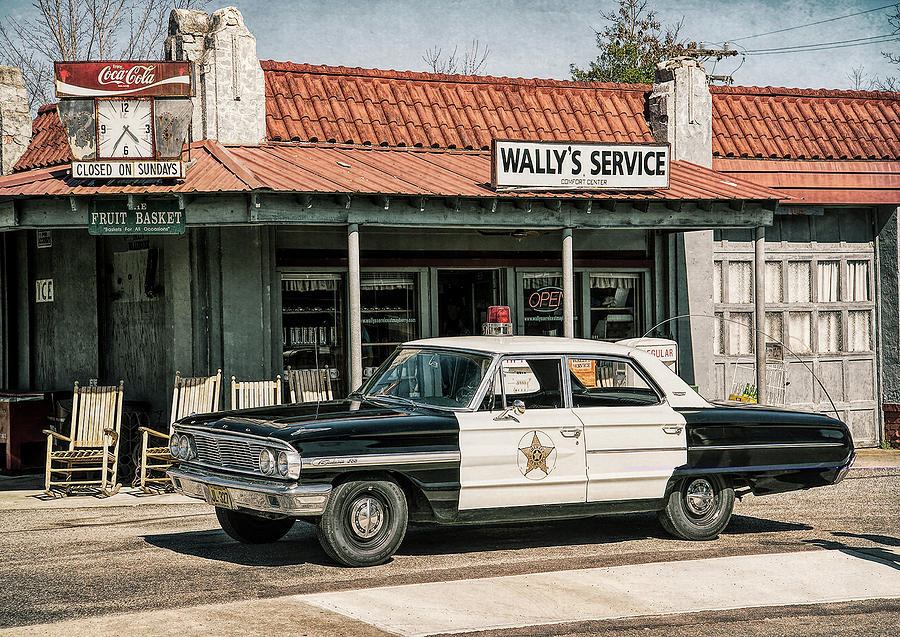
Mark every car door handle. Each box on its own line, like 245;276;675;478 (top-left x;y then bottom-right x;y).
560;427;582;438
662;425;683;435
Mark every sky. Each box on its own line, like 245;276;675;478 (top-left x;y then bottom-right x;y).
0;0;897;90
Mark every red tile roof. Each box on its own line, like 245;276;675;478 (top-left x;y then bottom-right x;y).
13;104;72;172
0;141;785;203
714;158;899;205
261;61;654;149
711;86;900;160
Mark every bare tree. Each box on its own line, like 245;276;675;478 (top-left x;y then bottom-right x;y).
847;65;873;91
423;39;490;75
0;0;207;112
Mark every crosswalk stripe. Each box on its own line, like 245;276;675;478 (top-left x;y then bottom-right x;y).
298;549;900;637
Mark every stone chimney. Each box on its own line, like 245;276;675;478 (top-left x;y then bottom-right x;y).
165;6;266;145
0;66;31;175
648;57;712;168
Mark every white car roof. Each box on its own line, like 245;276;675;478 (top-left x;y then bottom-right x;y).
401;335;710;409
403;335;637;356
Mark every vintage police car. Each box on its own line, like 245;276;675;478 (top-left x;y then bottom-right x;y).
168;335;855;567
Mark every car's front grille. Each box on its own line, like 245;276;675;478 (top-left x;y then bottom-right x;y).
191;432;265;474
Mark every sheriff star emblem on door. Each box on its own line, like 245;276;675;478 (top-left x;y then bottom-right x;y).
517;430;557;480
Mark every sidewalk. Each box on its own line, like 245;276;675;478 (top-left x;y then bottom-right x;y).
0;448;896;511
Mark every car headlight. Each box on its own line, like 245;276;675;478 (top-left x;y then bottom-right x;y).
179;435;191;460
276;451;289;477
258;448;275;475
170;433;182;459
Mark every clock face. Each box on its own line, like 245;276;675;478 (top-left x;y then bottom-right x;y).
97;99;153;159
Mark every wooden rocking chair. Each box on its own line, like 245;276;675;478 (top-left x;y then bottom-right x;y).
231;375;282;409
136;370;222;493
285;366;334;403
43;381;124;497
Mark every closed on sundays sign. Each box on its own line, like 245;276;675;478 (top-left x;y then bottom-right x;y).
491;139;670;190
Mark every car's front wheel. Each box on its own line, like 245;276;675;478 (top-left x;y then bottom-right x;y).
658;475;734;540
215;507;295;544
316;479;408;567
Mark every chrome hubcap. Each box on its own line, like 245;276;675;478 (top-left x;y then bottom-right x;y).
685;479;715;516
349;496;384;539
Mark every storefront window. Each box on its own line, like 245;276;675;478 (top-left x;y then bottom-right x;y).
281;273;345;395
361;272;420;378
521;272;577;337
588;273;641;340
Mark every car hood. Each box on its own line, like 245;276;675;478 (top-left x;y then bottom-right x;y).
175;398;457;444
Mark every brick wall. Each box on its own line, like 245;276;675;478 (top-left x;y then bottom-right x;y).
882;404;900;447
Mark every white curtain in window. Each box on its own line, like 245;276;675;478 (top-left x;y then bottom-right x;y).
282;274;339;292
787;262;810;303
713;262;723;304
847;261;870;302
848;310;871;351
729;312;753;355
589;274;637;288
817;261;840;302
765;312;783;343
361;272;415;290
727;262;752;304
788;312;812;353
817;311;841;352
524;273;561;288
765;262;783;303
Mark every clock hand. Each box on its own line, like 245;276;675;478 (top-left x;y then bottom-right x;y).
123;125;143;145
111;128;128;155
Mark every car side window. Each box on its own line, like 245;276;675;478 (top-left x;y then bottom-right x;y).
568;357;660;407
500;357;563;409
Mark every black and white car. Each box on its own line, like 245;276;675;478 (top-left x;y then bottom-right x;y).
168;335;855;567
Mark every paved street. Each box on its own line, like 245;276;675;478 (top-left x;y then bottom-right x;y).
0;453;898;636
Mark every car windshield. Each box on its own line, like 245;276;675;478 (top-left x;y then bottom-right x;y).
360;348;493;409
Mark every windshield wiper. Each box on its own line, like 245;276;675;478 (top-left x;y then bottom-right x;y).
366;393;419;410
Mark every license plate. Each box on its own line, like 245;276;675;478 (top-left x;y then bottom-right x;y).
206;485;233;509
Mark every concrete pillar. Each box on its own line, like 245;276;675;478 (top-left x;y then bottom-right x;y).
754;226;767;404
562;228;574;338
348;224;362;392
649;56;715;393
0;65;31;175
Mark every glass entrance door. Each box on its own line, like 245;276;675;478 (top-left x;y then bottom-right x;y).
437;270;503;337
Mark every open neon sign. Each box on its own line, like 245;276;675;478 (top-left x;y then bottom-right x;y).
528;286;563;313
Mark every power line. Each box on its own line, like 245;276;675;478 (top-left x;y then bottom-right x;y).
745;33;896;53
747;36;897;55
727;3;897;42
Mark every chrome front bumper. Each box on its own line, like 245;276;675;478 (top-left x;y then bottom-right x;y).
168;465;331;516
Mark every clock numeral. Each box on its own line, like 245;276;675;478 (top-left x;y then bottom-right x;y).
123;146;129;156
145;124;151;134
121;102;129;114
100;124;106;134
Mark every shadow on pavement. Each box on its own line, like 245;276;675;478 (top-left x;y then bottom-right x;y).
723;514;813;535
805;533;900;572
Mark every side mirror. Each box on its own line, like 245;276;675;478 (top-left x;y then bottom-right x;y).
513;399;526;415
494;399;526;422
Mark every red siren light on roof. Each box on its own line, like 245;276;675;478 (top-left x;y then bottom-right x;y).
483;306;513;336
487;306;511;324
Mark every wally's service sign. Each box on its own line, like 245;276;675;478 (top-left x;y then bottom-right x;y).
491;140;669;190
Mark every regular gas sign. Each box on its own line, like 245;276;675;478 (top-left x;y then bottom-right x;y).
492;139;669;190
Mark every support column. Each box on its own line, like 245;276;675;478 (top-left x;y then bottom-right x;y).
754;226;767;404
348;224;362;392
562;227;574;338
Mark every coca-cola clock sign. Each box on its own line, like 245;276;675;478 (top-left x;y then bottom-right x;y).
54;61;192;97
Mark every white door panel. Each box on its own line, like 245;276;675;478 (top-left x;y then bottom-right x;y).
574;404;686;502
456;410;587;510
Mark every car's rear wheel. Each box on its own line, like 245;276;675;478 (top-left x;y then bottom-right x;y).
216;507;295;544
316;479;408;567
658;475;734;541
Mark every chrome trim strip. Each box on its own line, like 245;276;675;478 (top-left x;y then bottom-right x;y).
587;447;686;454
174;424;298;451
302;451;461;468
168;465;331;516
690;442;846;451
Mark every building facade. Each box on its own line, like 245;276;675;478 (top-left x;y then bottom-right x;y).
0;7;897;465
